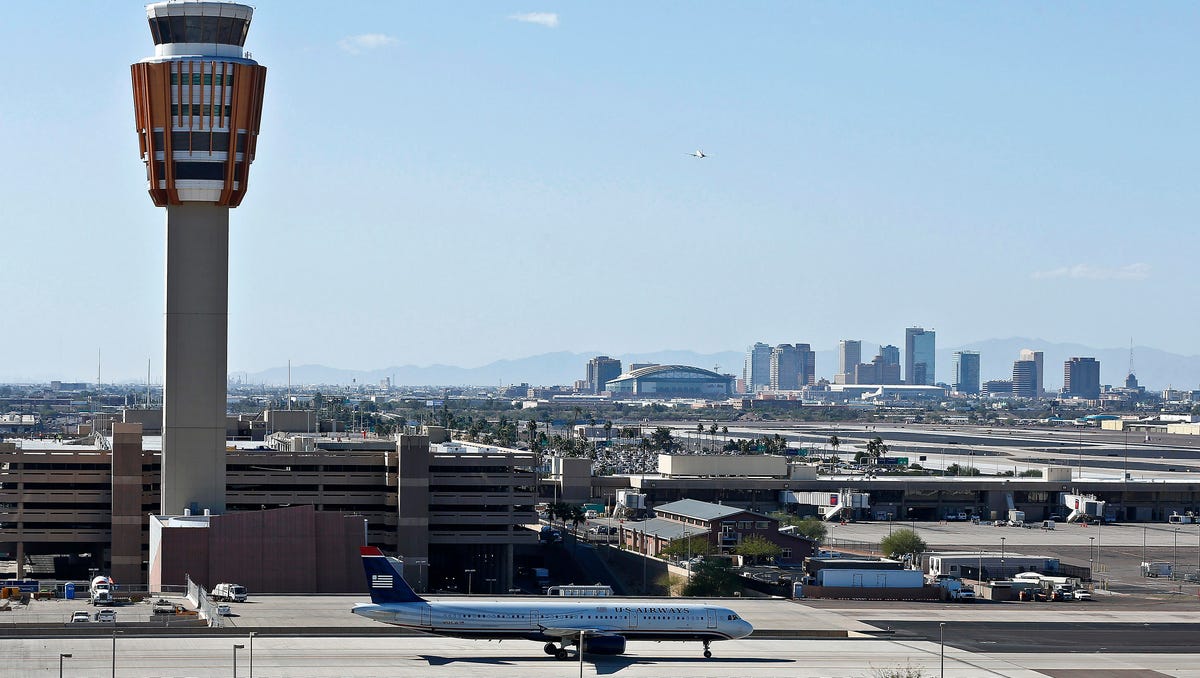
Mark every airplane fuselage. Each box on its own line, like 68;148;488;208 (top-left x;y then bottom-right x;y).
352;599;750;643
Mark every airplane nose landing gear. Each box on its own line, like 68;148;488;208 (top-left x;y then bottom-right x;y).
703;640;712;659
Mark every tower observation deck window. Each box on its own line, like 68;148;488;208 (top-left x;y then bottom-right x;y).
170;73;235;87
173;162;227;181
149;16;249;47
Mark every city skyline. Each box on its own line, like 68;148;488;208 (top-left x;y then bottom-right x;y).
2;2;1199;381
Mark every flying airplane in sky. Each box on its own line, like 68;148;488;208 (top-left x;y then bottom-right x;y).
351;547;753;660
686;149;708;158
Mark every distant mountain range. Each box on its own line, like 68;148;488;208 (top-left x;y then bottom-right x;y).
237;338;1200;391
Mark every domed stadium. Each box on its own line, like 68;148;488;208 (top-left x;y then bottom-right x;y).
604;365;733;399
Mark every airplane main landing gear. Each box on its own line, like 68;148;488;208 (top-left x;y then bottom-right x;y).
703;640;712;659
544;642;557;656
555;648;570;660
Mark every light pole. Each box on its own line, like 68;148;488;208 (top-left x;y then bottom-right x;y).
579;629;587;677
464;569;475;596
1174;528;1180;579
248;632;256;678
939;621;945;677
233;644;245;678
111;629;120;678
1000;537;1006;578
59;653;72;678
1089;536;1095;578
485;578;496;595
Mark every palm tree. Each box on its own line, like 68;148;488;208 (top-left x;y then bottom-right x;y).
567;504;586;539
866;436;888;463
829;435;841;458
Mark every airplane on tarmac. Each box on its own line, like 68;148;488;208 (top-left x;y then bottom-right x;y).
351;546;753;660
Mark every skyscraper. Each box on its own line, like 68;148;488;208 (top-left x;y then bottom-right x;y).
132;1;267;515
1063;357;1101;399
586;356;622;394
744;342;772;393
838;340;861;384
879;345;901;367
1012;360;1038;398
770;344;801;390
1019;349;1044;397
904;327;936;385
796;343;816;387
953;351;980;395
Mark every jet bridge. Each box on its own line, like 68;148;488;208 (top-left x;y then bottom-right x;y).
1062;494;1105;523
780;489;870;521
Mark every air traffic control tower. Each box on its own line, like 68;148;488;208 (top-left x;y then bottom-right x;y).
132;2;266;515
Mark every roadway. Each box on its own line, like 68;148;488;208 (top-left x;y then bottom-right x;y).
13;634;1200;677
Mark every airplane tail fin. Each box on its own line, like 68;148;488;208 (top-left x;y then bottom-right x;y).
359;546;426;604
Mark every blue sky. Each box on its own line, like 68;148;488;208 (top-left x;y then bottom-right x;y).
1;2;1197;381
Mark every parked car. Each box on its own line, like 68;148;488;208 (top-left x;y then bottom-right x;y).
216;604;232;616
71;611;91;623
1072;589;1093;601
94;609;116;623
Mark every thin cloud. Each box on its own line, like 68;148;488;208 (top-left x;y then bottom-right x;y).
1031;263;1150;281
338;33;398;54
509;12;559;28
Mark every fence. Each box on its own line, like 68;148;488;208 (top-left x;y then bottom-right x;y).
186;575;221;628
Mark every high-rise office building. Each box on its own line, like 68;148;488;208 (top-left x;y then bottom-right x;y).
797;343;816;387
744;343;772;393
132;1;267;515
838;340;861;384
770;344;801;390
1019;349;1044;397
879;344;901;368
1012;360;1038;398
952;351;980;395
585;356;622;394
905;327;936;385
1063;357;1101;399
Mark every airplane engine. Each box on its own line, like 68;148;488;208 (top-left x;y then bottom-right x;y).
582;635;627;655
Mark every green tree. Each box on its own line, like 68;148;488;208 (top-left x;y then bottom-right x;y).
880;528;927;559
793;516;828;543
828;435;840;455
734;534;782;565
650;427;676;453
661;535;711;560
682;559;740;597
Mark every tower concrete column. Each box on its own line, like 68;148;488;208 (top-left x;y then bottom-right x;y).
162;207;228;514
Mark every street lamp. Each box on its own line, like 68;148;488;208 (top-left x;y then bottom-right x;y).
233;644;245;678
1089;536;1095;579
59;653;72;678
485;578;497;595
1174;528;1180;579
464;569;476;596
248;632;256;678
1000;537;1006;577
111;629;121;678
939;622;945;678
